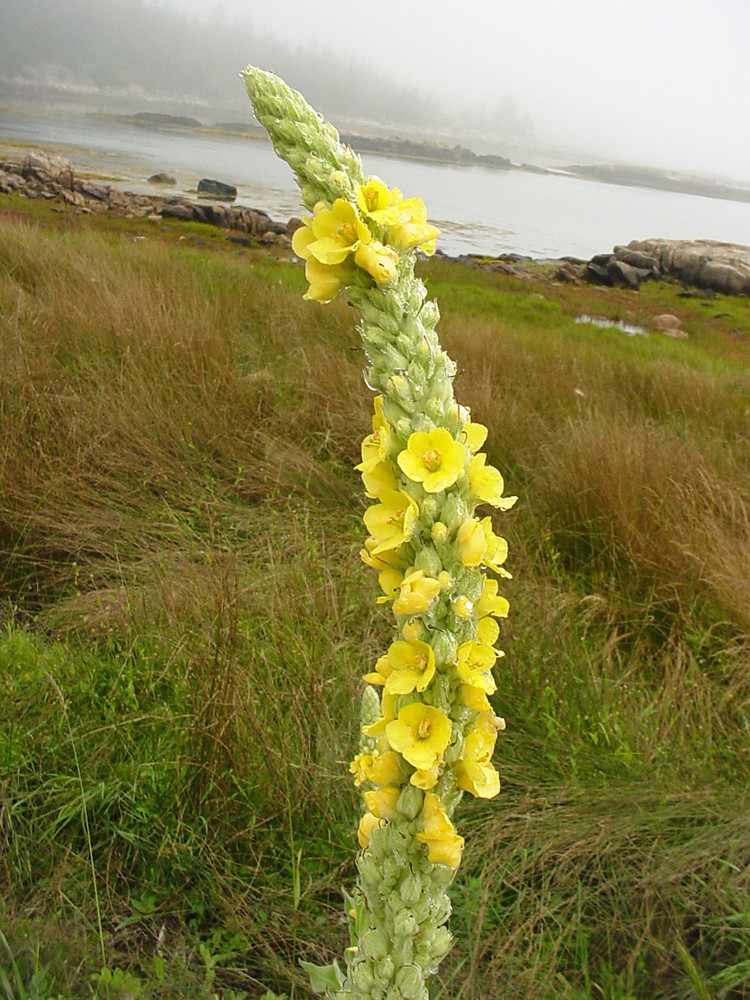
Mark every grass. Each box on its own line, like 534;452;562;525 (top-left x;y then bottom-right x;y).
1;195;749;999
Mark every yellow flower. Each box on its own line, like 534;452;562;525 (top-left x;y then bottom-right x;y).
361;540;407;602
367;749;404;786
356;176;392;215
410;764;440;789
456;641;497;694
383;638;436;695
480;517;511;576
416;792;464;868
363;786;401;820
350;751;375;786
357;396;393;474
372;189;440;255
306;198;371;265
363;490;419;555
467;453;517;510
363;652;391;686
461;421;488;453
292;220;351;302
354;240;399;284
357;812;379;848
351;748;405;789
392;569;442;615
304;256;349;302
476;578;510;619
455;729;500;799
363;690;397;737
397;428;466;493
456;517;486;567
386;702;452;771
460;683;492;713
476;615;500;646
360;459;398;499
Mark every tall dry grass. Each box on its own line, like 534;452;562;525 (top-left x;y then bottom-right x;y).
1;212;749;999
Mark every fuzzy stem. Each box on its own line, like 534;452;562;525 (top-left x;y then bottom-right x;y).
243;65;513;1000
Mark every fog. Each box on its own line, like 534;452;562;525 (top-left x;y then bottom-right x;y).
3;0;749;181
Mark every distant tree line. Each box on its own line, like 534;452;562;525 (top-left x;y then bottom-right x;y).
1;0;444;127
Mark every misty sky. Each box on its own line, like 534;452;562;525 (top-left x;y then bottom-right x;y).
160;0;750;181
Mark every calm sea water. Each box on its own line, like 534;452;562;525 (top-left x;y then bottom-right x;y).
2;109;750;260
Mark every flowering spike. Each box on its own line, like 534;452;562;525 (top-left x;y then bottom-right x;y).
243;65;516;1000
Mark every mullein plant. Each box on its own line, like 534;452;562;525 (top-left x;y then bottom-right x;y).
242;66;516;1000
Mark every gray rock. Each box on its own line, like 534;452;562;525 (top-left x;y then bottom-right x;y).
607;259;643;289
199;203;230;226
197;178;237;200
556;262;583;283
627;239;750;296
77;181;110;201
0;172;26;192
612;246;660;271
584;261;612;285
148;172;176;185
21;150;75;189
652;313;682;331
160;203;195;221
700;261;749;295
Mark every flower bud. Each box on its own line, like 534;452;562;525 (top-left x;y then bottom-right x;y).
430;893;452;925
421;301;439;327
430;522;449;543
430;926;453;960
440;493;469;533
399;871;422;905
396;965;426;1000
393;906;419;938
374;956;395;988
425;396;447;425
352;960;375;991
401;618;423;642
453;595;474;619
396;417;413;439
430;631;457;663
420;496;439;522
414;546;442;579
360;928;389;961
328;169;351;193
397;785;424;820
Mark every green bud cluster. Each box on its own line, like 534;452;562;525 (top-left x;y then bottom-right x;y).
242;66;364;209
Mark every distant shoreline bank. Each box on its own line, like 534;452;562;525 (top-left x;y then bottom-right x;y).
104;111;750;207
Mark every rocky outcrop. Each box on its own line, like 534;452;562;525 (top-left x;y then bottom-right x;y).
627;239;750;296
584;239;750;296
0;149;293;245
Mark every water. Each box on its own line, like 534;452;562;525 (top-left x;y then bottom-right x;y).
575;315;648;337
2;109;750;260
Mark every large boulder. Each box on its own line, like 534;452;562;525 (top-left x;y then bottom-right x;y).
197;178;237;200
21;150;75;190
627;239;750;295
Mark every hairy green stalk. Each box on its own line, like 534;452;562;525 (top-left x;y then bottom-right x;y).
243;66;515;1000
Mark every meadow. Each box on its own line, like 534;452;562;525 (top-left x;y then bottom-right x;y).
1;196;749;1000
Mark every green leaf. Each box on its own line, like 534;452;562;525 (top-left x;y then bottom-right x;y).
299;958;345;995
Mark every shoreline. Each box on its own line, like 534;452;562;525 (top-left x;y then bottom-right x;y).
2;146;749;297
97;111;750;207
